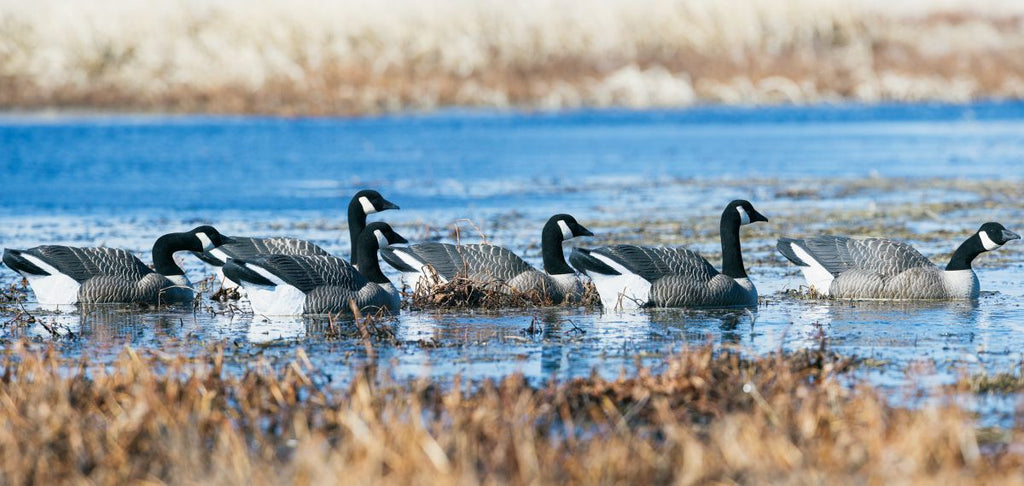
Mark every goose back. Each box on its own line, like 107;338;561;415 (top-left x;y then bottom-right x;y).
28;246;153;283
195;237;330;265
793;236;934;277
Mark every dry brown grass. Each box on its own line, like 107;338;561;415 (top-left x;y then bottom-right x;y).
1;340;1023;484
2;0;1024;114
405;275;601;311
954;358;1024;394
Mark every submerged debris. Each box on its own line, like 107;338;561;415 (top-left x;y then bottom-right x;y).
211;286;242;301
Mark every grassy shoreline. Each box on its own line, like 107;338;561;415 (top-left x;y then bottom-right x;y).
3;0;1024;115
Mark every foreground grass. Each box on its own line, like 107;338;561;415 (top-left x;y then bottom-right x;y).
1;341;1022;484
2;0;1024;114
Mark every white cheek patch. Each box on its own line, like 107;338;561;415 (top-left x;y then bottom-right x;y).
359;196;378;214
557;220;574;240
737;207;751;225
196;232;214;251
374;229;389;249
979;231;1001;251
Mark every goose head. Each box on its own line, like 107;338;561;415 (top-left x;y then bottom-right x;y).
547;214;594;241
152;225;232;278
352;189;400;215
363;222;409;251
724;200;768;226
978;222;1020;251
188;225;235;252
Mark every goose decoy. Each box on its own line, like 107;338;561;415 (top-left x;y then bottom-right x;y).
570;200;767;309
193;189;399;285
2;226;232;306
776;222;1019;300
222;222;407;315
379;214;594;304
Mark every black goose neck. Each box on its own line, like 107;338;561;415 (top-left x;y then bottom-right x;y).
356;231;389;285
541;220;573;275
152;233;191;276
348;199;369;265
720;214;747;279
945;234;984;271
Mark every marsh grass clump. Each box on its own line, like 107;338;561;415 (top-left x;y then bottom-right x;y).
579;279;602;307
408;276;553;310
0;280;28;305
1;341;1024;483
211;286;242;301
779;286;830;300
406;275;601;311
955;359;1024;394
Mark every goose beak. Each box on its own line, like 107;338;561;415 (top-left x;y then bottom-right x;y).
389;233;409;245
750;209;769;223
381;199;400;211
1003;229;1020;241
577;226;595;237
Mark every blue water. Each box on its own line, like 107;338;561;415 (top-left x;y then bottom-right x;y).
4;102;1023;213
2;102;1024;425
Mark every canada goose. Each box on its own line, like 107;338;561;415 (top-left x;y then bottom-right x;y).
379;214;594;304
222;222;407;315
194;189;399;285
570;200;767;309
2;226;231;306
776;222;1019;300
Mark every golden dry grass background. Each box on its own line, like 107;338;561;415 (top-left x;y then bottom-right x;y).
2;340;1023;484
2;0;1024;114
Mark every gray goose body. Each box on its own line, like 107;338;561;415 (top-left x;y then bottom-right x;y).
777;223;1019;300
197;237;330;265
573;245;757;308
222;223;407;315
2;226;231;306
570;200;767;310
380;214;593;305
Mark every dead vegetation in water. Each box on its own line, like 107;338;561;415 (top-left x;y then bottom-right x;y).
779;286;830;301
408;277;557;310
0;341;1022;484
954;358;1024;394
0;280;28;306
211;286;242;302
405;275;602;311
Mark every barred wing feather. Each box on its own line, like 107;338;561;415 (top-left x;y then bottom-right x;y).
592;245;719;283
801;236;934;277
26;246;152;282
221;237;331;260
250;255;366;293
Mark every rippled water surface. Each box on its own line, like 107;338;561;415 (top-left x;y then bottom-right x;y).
2;102;1024;421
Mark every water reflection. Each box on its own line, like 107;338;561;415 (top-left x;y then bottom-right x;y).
246;315;308;343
